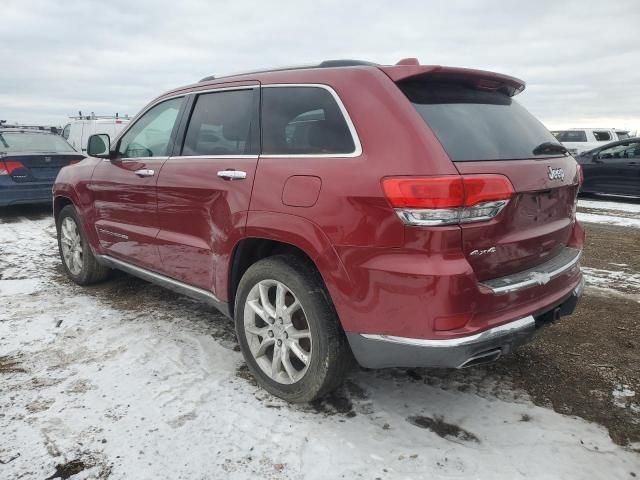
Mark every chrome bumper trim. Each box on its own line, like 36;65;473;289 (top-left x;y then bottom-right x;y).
479;247;582;295
361;315;535;348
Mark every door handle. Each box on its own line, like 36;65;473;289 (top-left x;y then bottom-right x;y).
217;170;247;180
135;169;155;177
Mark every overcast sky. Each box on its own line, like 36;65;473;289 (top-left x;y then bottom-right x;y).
2;0;639;130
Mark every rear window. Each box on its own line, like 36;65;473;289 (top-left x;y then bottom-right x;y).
401;82;564;161
0;132;76;153
552;130;588;142
262;87;355;155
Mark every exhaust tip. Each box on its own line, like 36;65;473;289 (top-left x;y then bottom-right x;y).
458;349;502;368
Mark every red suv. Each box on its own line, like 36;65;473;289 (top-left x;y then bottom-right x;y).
53;59;585;402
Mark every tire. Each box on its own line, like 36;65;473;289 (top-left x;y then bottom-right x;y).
234;254;353;403
57;204;110;285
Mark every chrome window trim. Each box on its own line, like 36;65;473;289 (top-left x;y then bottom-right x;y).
126;85;258;130
361;316;536;348
259;83;363;158
102;156;169;162
121;83;360;160
169;155;259;160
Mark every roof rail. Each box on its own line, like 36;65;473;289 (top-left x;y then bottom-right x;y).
199;59;378;83
68;112;130;120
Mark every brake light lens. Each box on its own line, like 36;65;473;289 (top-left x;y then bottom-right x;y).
382;175;514;226
0;161;26;176
382;177;464;209
576;164;584;185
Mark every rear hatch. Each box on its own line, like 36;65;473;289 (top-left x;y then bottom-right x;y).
0;131;84;182
391;68;580;281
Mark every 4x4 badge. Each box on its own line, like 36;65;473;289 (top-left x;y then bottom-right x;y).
548;166;564;180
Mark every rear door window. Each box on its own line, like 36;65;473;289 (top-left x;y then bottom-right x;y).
401;82;564;161
593;130;612;141
552;130;588;142
261;86;356;155
181;89;257;156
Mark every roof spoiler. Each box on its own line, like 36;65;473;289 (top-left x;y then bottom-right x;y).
379;64;526;96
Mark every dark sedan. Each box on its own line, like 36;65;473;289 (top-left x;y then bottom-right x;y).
576;137;640;197
0;127;85;206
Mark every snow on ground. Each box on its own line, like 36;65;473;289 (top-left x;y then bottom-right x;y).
577;197;640;228
583;265;640;302
578;199;640;214
576;212;640;229
1;216;639;479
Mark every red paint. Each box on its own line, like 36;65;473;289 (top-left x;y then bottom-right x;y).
156;156;258;292
53;62;584;343
281;176;322;207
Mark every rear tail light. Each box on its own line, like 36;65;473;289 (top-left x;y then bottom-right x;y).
382;175;514;226
576;164;584;185
0;161;26;176
69;159;81;165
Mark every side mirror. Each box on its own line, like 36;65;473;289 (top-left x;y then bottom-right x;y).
87;134;111;158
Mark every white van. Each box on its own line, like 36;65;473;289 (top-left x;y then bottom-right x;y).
550;128;631;155
61;114;130;153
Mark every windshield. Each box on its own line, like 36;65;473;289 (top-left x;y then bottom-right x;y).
551;130;588;143
0;132;77;153
401;82;563;161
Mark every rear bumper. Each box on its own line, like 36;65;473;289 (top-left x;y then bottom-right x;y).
0;180;53;206
347;275;584;369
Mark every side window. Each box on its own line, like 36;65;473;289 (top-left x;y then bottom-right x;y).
117;98;182;158
62;124;71;140
182;89;255;156
597;143;640;159
593;131;612;142
262;86;356;155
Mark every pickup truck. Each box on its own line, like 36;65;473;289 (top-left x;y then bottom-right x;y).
551;128;631;156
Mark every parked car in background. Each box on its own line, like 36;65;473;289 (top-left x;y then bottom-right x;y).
551;128;631;156
53;59;584;402
576;137;640;197
1;126;84;206
62;114;130;153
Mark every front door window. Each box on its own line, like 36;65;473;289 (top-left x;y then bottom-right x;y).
117;98;182;158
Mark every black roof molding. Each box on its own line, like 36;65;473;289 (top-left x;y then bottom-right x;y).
199;59;378;83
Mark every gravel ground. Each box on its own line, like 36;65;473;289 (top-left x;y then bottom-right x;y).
0;198;638;479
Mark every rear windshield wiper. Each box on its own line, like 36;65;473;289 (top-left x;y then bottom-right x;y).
532;142;568;156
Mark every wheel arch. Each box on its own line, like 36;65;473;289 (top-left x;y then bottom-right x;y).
53;195;74;222
227;212;353;319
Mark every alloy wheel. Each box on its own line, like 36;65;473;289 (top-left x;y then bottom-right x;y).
60;217;83;275
243;279;312;384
